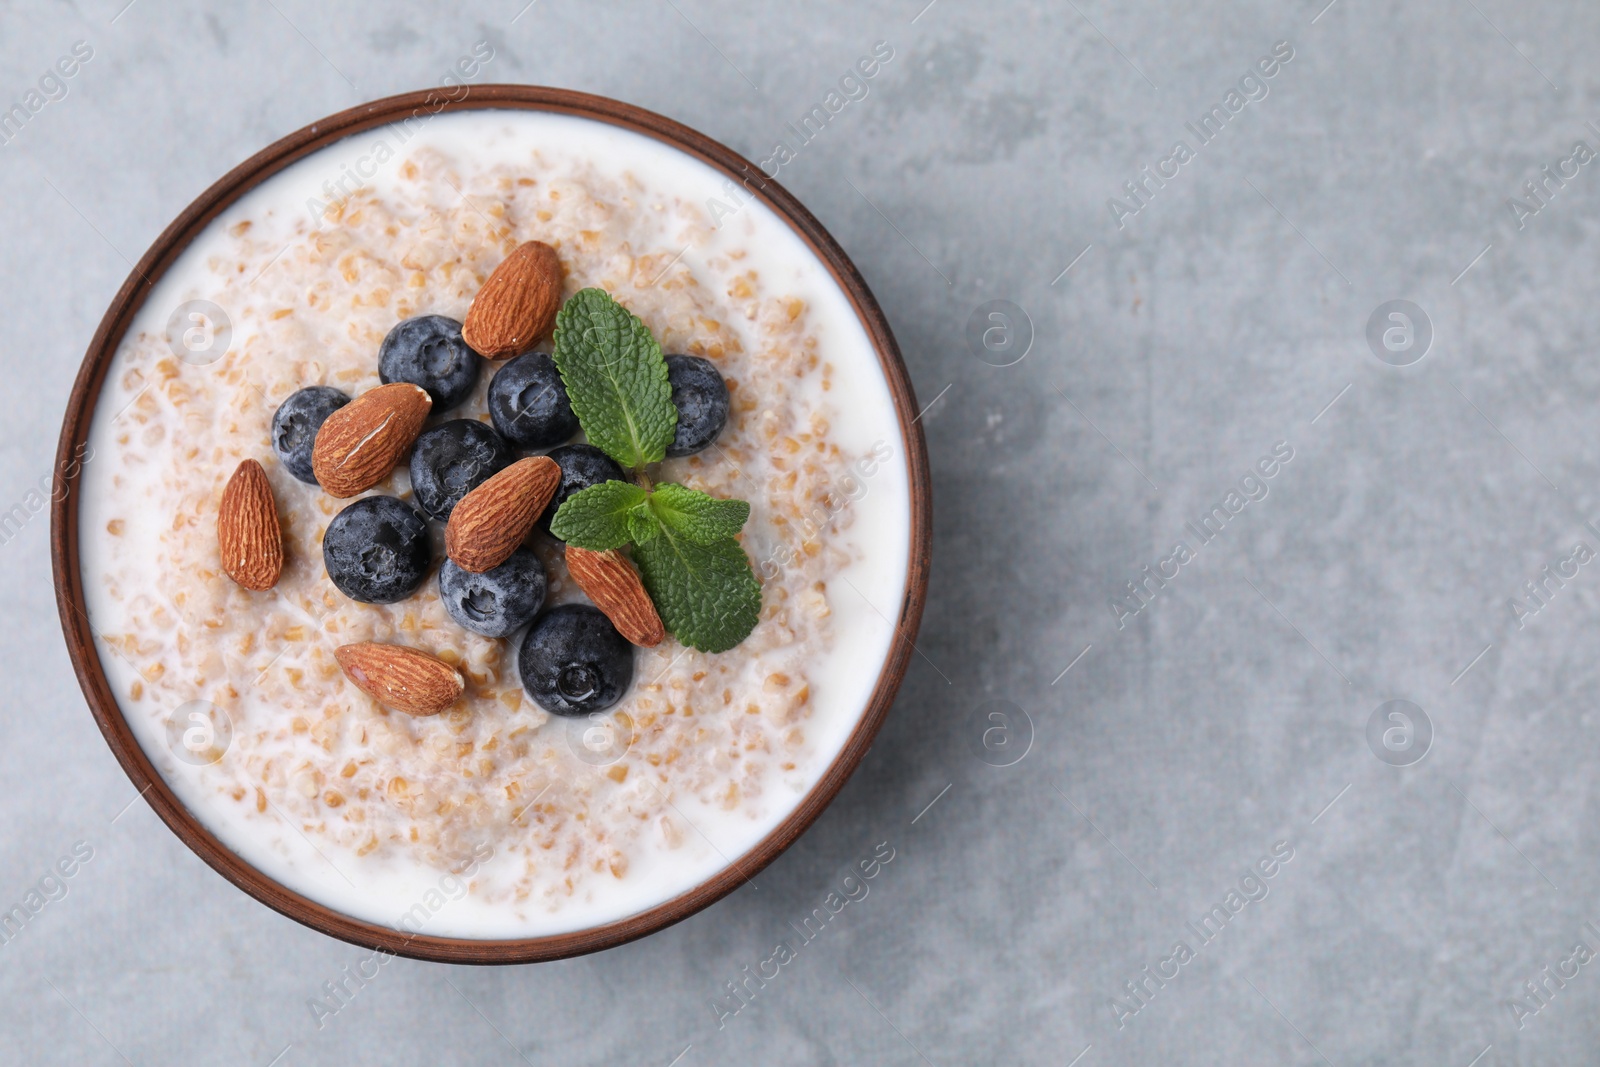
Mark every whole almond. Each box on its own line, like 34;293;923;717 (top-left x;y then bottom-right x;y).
218;458;283;591
565;546;665;647
311;382;432;498
334;642;464;716
445;455;561;572
462;240;563;359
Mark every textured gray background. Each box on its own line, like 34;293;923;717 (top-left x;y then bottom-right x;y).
4;0;1599;1063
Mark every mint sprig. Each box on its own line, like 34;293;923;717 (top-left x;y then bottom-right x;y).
647;483;750;543
547;288;761;652
554;481;749;550
633;528;763;654
547;480;647;550
553;480;762;652
551;288;676;470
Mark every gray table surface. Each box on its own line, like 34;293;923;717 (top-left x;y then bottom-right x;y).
4;0;1599;1063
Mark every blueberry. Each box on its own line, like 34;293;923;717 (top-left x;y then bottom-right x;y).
540;444;629;532
664;354;729;458
378;315;482;412
518;604;634;716
408;419;516;520
271;386;350;484
487;352;579;449
439;549;547;638
323;496;431;603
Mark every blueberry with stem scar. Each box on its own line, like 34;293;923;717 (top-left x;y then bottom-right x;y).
322;496;431;604
518;604;634;716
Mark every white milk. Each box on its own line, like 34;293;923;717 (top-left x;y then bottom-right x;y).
78;109;912;939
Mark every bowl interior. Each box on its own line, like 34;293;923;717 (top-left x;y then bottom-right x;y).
52;87;930;963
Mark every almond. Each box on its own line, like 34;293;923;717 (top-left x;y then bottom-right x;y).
444;456;561;572
217;458;283;591
462;240;563;358
565;546;665;647
311;382;432;498
334;642;464;716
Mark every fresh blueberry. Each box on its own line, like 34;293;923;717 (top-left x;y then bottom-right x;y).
487;352;579;449
323;496;431;603
378;315;482;412
408;419;516;520
664;354;730;458
271;386;350;484
439;550;547;638
518;604;634;716
540;444;629;532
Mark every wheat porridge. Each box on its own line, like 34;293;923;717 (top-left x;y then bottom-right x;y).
76;110;911;939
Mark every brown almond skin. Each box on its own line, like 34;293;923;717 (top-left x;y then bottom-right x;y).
218;459;283;591
462;240;563;359
566;547;666;647
334;643;464;716
445;456;561;573
311;382;432;498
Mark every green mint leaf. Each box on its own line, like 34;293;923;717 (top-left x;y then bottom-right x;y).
633;529;762;653
549;480;648;550
551;288;676;469
647;483;751;544
626;506;662;546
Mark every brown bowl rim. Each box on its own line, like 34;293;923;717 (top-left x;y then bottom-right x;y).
49;85;931;964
